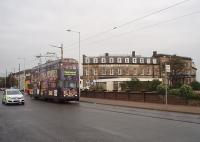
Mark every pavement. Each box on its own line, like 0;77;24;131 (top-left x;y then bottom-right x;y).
80;97;200;114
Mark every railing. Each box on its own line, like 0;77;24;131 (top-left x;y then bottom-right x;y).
81;91;195;106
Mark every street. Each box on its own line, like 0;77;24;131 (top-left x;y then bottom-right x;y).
0;92;200;142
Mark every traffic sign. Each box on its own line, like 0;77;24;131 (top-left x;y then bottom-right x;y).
165;65;171;73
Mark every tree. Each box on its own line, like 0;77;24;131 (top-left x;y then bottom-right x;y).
6;73;18;88
167;56;186;86
190;81;200;90
0;77;5;88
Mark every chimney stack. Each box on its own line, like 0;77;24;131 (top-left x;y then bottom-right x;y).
132;51;135;57
153;51;157;57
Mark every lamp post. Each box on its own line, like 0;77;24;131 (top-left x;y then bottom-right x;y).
66;29;81;97
5;69;7;88
165;64;168;105
165;64;171;105
18;64;20;89
49;44;63;60
18;58;26;93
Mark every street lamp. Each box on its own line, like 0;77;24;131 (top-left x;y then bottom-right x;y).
66;29;81;97
46;52;58;61
49;44;63;60
18;58;26;93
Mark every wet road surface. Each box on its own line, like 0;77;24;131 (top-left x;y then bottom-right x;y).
0;92;200;142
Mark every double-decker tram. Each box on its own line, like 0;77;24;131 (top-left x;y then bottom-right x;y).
30;58;79;102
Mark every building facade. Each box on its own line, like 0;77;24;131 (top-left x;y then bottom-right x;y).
14;69;31;91
82;51;161;91
82;51;197;91
153;51;197;85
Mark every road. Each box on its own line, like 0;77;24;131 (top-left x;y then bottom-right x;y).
0;92;200;142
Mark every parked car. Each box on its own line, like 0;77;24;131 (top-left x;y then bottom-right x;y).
2;89;25;105
0;88;5;91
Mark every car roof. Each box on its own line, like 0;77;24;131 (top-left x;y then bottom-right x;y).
5;89;20;91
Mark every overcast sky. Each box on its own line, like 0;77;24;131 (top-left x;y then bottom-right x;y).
0;0;199;80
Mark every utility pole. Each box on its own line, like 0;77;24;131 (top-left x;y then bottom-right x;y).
61;43;63;60
18;64;20;89
49;44;63;60
23;59;25;93
66;29;81;97
165;64;171;105
5;69;7;88
14;68;15;88
165;67;168;105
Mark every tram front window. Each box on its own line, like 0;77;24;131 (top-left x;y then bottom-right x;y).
64;81;76;88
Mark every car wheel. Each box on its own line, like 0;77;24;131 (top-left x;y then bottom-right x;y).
2;100;4;104
21;102;25;105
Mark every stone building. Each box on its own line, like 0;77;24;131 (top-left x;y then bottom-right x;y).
82;51;162;91
153;51;197;85
82;51;197;91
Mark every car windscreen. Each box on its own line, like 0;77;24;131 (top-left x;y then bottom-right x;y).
7;90;21;95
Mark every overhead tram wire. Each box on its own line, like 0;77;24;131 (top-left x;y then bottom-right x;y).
64;27;118;50
80;11;200;48
64;0;192;50
117;0;192;28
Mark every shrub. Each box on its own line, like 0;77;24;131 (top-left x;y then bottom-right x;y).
125;79;142;91
156;84;167;95
168;89;181;96
190;81;200;90
170;82;183;89
187;93;200;100
125;79;161;92
179;84;194;98
147;80;161;91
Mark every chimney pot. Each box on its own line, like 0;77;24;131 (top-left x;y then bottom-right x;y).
132;51;135;57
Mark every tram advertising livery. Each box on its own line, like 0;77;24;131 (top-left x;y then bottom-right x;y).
30;58;79;102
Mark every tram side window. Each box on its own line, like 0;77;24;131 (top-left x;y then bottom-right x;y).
41;82;48;89
49;82;56;89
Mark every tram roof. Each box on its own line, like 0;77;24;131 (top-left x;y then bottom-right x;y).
32;58;78;70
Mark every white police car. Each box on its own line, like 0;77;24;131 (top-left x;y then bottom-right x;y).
2;89;25;105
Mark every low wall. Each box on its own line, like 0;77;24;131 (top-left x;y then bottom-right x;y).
81;91;200;106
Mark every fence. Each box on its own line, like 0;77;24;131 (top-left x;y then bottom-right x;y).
81;91;200;106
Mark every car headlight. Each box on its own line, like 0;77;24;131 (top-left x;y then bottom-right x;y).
19;97;24;99
6;97;11;100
